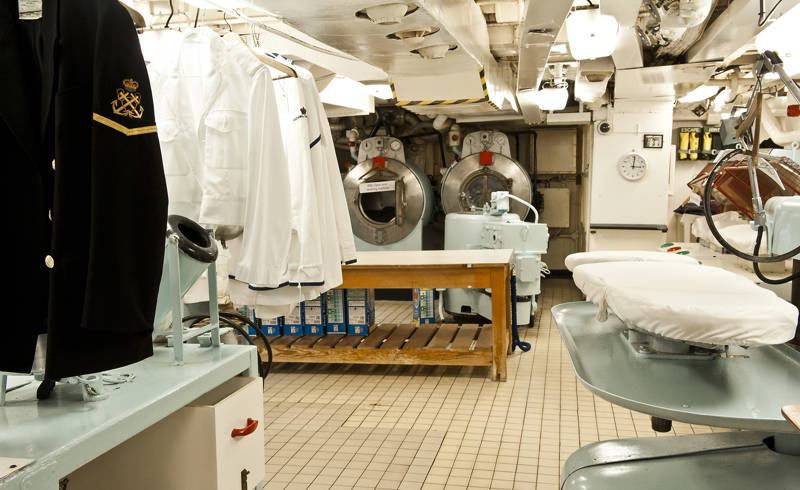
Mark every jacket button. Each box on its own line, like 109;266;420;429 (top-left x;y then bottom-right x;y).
51;159;56;170
45;255;54;269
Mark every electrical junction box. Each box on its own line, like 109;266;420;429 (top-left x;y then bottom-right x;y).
539;188;571;228
535;129;577;174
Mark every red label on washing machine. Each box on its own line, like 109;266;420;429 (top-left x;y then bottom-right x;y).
479;151;493;165
372;157;386;169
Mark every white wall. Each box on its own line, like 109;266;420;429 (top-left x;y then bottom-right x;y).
587;99;675;250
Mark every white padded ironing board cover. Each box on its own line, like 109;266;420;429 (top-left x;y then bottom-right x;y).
564;251;699;272
572;262;798;346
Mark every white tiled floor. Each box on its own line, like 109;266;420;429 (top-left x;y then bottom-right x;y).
260;278;728;490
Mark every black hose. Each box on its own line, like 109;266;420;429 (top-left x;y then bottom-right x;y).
752;227;800;284
182;312;273;381
369;112;392;138
510;275;531;352
703;149;800;262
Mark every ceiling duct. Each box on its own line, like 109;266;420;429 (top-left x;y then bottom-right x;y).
251;0;514;117
516;0;573;123
614;62;718;100
601;0;645;70
575;57;615;104
687;0;800;63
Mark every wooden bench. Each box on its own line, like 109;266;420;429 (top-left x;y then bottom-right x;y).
267;323;494;367
260;250;513;381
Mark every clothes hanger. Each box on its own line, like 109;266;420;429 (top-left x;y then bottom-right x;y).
222;32;297;79
120;1;147;28
164;0;174;29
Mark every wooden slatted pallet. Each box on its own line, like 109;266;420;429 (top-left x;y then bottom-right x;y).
259;324;493;366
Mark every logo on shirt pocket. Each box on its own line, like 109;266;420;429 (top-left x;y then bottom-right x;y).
292;107;307;122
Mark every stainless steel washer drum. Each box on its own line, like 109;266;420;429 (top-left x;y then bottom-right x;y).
441;152;532;218
343;158;433;245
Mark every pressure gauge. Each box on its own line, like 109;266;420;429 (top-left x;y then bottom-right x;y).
617;152;648;181
390;140;402;151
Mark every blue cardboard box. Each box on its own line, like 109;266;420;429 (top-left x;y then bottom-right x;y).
243;306;283;336
302;296;325;335
325;290;347;334
346;288;375;336
256;314;283;337
413;288;437;325
283;306;303;336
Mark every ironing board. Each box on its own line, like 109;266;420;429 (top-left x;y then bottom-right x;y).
572;261;798;346
785;404;800;433
564;250;698;271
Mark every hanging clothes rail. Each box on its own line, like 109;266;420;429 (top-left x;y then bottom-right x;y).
222;32;297;79
187;0;359;61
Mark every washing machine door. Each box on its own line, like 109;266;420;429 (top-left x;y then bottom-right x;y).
343;157;432;246
441;152;532;218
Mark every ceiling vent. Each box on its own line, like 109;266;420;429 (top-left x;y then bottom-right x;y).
386;27;440;45
411;44;456;59
355;3;418;25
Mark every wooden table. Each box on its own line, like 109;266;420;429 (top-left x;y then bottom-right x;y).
784;404;800;433
264;250;514;381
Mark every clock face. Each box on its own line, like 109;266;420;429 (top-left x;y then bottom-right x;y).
617;152;648;181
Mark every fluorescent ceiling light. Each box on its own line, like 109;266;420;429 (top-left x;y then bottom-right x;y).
319;75;375;115
756;4;800;77
566;9;619;60
519;87;569;111
678;84;719;103
364;83;394;100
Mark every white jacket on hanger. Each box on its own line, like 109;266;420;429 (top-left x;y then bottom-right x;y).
148;27;253;227
225;39;294;288
301;71;357;266
230;68;357;318
146;29;203;222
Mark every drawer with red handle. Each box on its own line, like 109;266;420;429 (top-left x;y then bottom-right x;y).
67;376;264;490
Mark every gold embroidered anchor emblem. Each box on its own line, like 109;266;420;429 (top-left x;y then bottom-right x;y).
111;78;144;119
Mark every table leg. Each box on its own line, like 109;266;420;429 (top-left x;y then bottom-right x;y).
506;277;513;355
490;267;510;381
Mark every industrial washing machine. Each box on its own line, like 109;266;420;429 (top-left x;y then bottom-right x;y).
441;131;545;326
440;130;533;217
342;136;434;251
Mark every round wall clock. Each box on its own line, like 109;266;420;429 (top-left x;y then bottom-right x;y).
617;152;648;181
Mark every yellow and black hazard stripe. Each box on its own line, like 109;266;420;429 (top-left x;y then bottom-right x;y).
391;67;493;107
